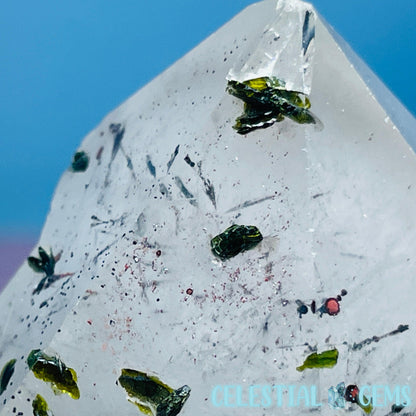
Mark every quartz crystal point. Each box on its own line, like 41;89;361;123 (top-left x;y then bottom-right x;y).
1;0;416;415
227;0;315;95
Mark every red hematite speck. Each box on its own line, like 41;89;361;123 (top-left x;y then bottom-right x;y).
186;288;193;295
345;385;359;403
156;250;162;257
325;298;340;315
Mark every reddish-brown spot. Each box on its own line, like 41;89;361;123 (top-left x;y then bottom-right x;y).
87;319;92;325
156;250;162;257
54;251;63;263
345;385;359;403
186;288;193;295
96;146;104;161
325;298;340;315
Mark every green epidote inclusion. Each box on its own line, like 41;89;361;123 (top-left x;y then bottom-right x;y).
28;247;65;295
118;369;190;416
28;247;73;294
28;247;55;277
0;359;16;395
71;151;89;172
296;349;339;371
211;224;263;260
27;350;80;399
227;77;316;134
358;397;374;415
32;394;54;416
156;387;191;416
391;404;405;413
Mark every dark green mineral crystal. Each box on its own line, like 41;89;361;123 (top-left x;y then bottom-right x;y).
211;224;263;260
227;77;316;134
0;358;16;395
118;369;190;416
71;151;89;172
27;247;55;277
27;349;80;399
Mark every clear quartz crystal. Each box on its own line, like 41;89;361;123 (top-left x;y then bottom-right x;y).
227;0;315;94
328;382;346;409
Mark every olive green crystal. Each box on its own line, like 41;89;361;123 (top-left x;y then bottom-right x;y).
0;358;16;395
118;369;190;416
27;349;80;399
211;224;263;260
296;348;339;371
32;394;54;416
358;396;374;414
227;77;315;134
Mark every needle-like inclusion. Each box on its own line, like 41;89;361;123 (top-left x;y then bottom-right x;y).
0;359;16;395
227;77;315;134
27;350;80;399
211;224;263;260
32;394;54;416
118;369;190;416
296;348;338;371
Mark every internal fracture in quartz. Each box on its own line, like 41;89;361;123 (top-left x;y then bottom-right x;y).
227;0;315;93
0;0;415;414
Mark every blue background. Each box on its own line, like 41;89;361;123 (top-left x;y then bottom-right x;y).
1;0;415;240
